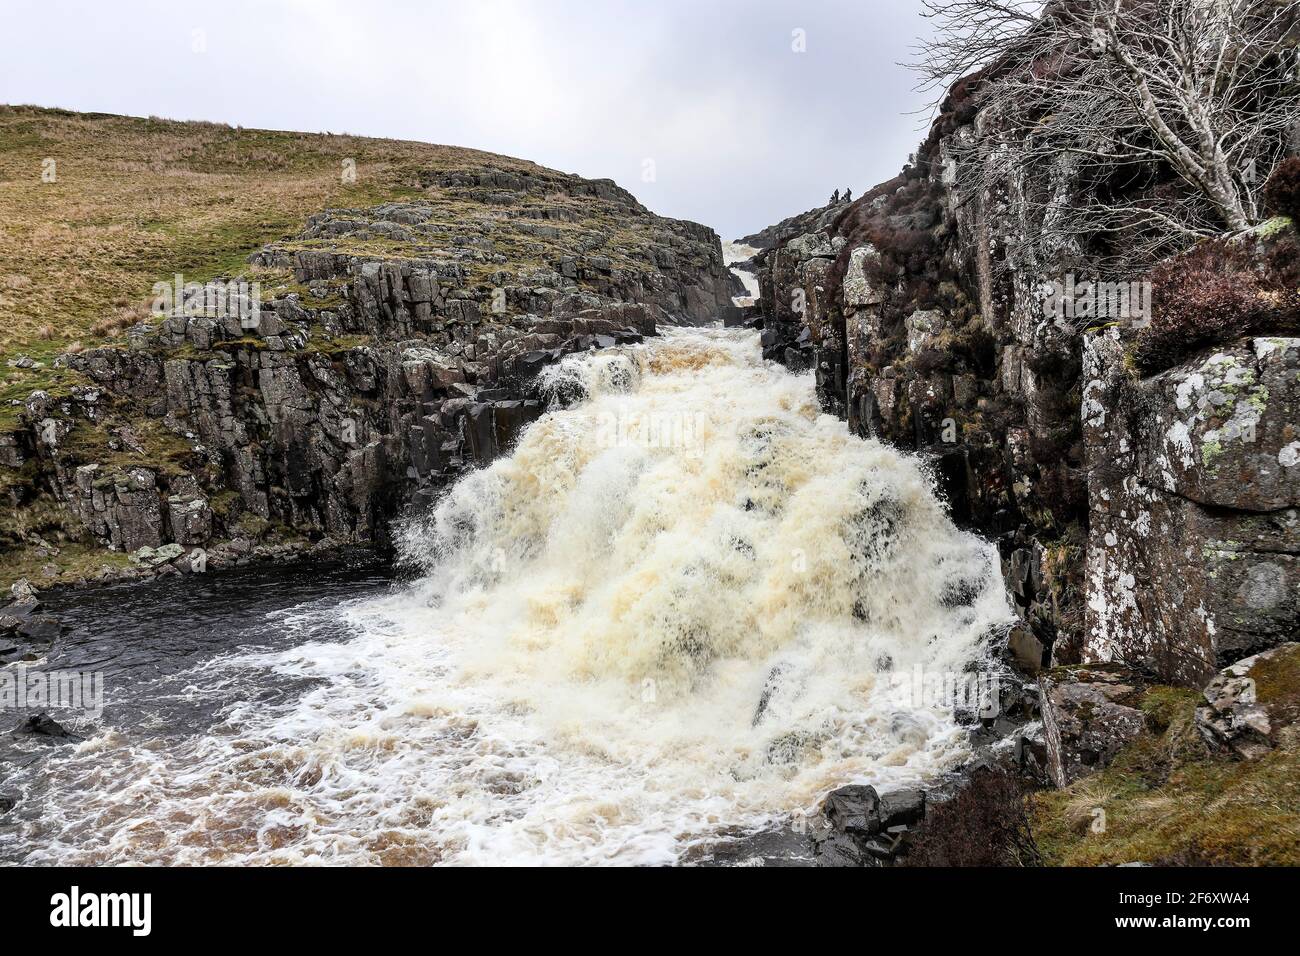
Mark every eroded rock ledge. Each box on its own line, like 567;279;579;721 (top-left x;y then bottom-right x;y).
1;165;736;582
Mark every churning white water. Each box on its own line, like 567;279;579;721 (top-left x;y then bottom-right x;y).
13;327;1010;866
723;241;760;305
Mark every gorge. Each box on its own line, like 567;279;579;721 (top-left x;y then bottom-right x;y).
3;0;1300;865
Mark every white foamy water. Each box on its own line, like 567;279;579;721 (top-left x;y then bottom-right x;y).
723;240;760;305
13;327;1010;866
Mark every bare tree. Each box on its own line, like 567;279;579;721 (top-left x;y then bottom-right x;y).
914;0;1300;272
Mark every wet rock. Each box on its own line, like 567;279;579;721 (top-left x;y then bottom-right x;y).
822;784;882;836
692;824;816;867
16;713;79;741
3;596;42;621
812;785;932;866
1006;623;1049;675
14;615;61;644
1195;642;1300;759
0;594;61;662
0;795;15;814
752;663;788;726
889;712;931;746
810;827;876;867
1039;665;1148;787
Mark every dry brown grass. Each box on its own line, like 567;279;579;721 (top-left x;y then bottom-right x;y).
0;105;546;357
1032;687;1300;865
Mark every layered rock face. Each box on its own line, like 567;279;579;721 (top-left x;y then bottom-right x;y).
754;139;1088;679
1084;333;1300;686
2;166;734;569
752;100;1298;691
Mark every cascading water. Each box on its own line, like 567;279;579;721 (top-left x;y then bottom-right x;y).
6;327;1011;866
722;240;761;305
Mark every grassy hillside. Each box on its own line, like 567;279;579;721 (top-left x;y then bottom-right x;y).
0;105;726;591
0;105;549;436
0;105;555;356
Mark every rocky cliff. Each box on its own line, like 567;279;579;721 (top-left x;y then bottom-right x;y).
751;103;1300;692
751;26;1300;865
0;108;736;585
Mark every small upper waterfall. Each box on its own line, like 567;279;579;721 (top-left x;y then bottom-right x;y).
723;240;761;306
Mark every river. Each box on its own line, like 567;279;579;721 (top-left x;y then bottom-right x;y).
1;326;1011;866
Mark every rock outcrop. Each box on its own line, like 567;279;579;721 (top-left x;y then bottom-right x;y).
1083;332;1300;686
751;91;1299;694
1196;642;1300;759
0;581;61;664
811;784;927;867
1039;665;1148;788
0;157;734;576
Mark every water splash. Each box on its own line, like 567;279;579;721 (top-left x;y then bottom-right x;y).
10;327;1010;865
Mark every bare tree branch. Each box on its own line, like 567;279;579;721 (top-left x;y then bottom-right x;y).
912;0;1300;274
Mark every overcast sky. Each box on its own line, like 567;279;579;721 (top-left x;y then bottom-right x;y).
1;0;938;239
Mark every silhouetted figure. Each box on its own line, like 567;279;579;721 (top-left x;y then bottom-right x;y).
829;189;839;205
843;187;852;202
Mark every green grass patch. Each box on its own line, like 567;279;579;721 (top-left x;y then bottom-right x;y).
1031;685;1300;865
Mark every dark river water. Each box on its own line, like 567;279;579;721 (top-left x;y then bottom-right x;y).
0;554;394;864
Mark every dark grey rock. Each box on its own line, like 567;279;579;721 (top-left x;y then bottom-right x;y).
16;713;79;741
822;784;881;836
878;789;926;828
1040;665;1148;787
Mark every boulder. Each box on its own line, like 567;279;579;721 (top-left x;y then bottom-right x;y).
1195;642;1300;759
1039;665;1149;787
822;784;881;835
129;543;185;567
15;713;78;740
879;788;926;828
810;784;931;866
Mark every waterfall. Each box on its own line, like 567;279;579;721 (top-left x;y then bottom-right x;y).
723;240;760;306
15;327;1011;866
